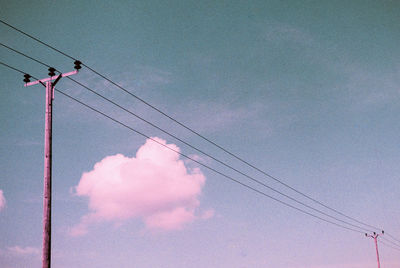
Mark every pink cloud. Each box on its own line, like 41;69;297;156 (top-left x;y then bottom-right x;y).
0;190;5;211
6;246;40;256
200;209;215;220
71;137;212;235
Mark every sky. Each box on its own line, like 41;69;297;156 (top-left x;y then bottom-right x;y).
0;0;399;267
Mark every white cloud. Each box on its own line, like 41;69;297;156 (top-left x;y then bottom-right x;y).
343;67;400;109
6;246;40;256
0;190;5;211
175;100;274;135
71;137;212;236
263;23;315;47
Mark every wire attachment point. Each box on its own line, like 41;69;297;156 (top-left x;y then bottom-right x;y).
48;67;56;76
23;73;31;83
74;60;82;70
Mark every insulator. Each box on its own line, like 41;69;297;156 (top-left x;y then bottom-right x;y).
48;67;56;76
74;60;82;70
23;74;31;83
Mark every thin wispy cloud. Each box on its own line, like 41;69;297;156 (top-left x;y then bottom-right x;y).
180;102;252;132
70;137;212;236
54;64;173;127
4;246;40;256
343;66;400;109
171;100;277;138
261;23;400;112
16;139;42;147
296;262;384;268
262;23;316;47
0;190;5;211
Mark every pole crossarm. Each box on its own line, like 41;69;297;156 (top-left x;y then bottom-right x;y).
365;231;384;268
24;70;78;87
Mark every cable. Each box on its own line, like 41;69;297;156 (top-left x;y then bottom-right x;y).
66;77;374;232
55;88;368;234
0;43;374;232
83;66;384;233
381;236;400;248
0;43;51;68
0;18;382;233
0;20;76;61
0;60;369;235
386;232;400;244
0;43;375;233
0;22;384;232
379;240;400;252
0;61;26;74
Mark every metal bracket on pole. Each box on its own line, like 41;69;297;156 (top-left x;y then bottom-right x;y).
365;231;384;268
52;74;62;87
25;70;78;87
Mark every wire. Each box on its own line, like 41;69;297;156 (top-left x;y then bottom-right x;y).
0;43;375;233
0;60;369;235
0;18;383;233
386;232;400;244
82;66;385;232
0;43;52;68
379;240;400;252
54;90;366;234
0;20;76;61
54;89;369;235
67;76;375;232
2;18;398;238
381;236;400;248
0;21;384;232
0;61;26;74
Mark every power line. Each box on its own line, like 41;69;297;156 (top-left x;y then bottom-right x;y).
365;232;383;268
0;19;384;233
0;60;369;235
0;42;51;68
57;83;372;232
0;60;26;74
381;236;400;249
379;240;400;252
0;42;375;233
50;90;370;235
0;19;76;62
386;232;400;244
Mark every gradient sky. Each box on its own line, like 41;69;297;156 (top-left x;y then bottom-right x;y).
1;1;399;267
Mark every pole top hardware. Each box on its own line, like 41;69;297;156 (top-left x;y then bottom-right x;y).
74;60;82;70
23;73;31;83
48;67;56;76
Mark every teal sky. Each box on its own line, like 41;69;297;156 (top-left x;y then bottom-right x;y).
1;0;399;267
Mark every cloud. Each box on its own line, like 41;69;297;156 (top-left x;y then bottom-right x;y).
174;100;274;136
0;190;5;211
263;23;315;47
343;66;400;109
200;209;215;220
16;139;42;147
71;137;211;236
5;246;40;256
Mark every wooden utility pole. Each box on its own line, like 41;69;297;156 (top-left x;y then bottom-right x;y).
24;62;81;268
365;231;384;268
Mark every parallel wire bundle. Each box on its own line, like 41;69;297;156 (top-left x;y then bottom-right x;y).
1;19;400;253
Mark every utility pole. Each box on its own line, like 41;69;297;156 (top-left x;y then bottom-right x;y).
24;61;81;268
365;230;384;268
